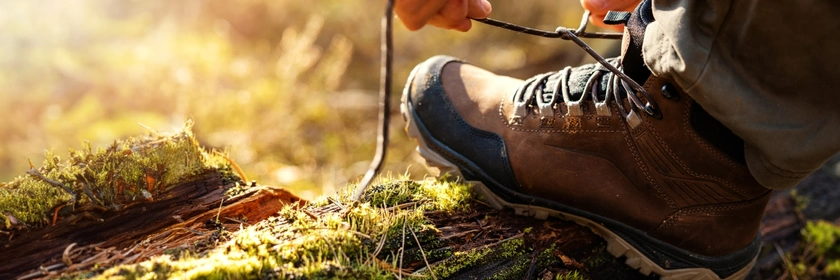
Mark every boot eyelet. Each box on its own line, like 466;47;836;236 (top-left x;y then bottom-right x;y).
540;117;555;127
509;116;524;126
644;103;663;119
661;83;680;101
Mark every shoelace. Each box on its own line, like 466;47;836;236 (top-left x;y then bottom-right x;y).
510;58;661;129
352;5;660;201
352;0;394;201
481;12;662;128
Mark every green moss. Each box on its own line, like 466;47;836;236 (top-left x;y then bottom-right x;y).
428;237;527;278
535;244;562;269
790;190;810;214
556;270;585;280
349;176;471;213
582;244;610;268
98;177;474;279
802;220;840;256
786;220;840;279
0;121;241;229
826;259;840;277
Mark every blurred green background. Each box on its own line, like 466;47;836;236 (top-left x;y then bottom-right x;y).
0;0;619;199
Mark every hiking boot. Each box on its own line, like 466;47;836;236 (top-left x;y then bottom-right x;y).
400;2;771;279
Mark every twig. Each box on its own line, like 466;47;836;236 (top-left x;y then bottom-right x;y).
372;230;389;257
327;197;346;211
183;227;206;236
775;243;799;280
214;151;248;182
62;243;78;266
440;229;481;241
223;217;248;225
52;202;73;226
470;198;492;208
80;182;103;206
122;252;143;264
524;251;539;280
17;263;65;280
302;209;319;220
78;248;111;265
372;202;392;258
123;242;142;256
215;197;225;224
27;169;75;199
475;233;525;251
137;122;160;134
409;226;438;280
474;217;485;229
399;215;406;280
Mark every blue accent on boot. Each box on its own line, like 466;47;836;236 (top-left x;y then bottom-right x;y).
406;55;521;192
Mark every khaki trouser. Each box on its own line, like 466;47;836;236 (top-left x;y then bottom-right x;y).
642;0;840;189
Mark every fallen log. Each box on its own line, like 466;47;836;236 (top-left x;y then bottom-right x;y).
5;172;300;279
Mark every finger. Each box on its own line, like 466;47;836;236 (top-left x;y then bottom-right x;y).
428;14;473;32
588;14;625;31
395;0;449;31
427;0;473;31
467;0;492;19
582;0;640;30
437;0;469;23
581;0;640;18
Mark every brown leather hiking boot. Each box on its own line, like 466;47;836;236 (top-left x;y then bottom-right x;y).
400;3;771;279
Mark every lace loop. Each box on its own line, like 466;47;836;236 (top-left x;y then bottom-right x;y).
482;12;665;126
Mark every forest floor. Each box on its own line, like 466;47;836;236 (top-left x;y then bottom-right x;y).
1;128;838;279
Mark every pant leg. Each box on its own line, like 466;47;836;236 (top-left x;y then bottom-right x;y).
642;0;840;189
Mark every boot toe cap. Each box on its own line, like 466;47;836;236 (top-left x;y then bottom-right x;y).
402;55;520;192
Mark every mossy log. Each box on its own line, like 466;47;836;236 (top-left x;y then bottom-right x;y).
1;126;837;279
2;172;300;279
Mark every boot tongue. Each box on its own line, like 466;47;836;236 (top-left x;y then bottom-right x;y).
620;0;653;85
542;58;619;102
540;2;654;103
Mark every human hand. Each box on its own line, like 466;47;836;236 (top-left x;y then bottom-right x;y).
394;0;492;32
580;0;641;31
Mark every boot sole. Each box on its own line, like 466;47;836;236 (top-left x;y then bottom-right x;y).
399;66;756;280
